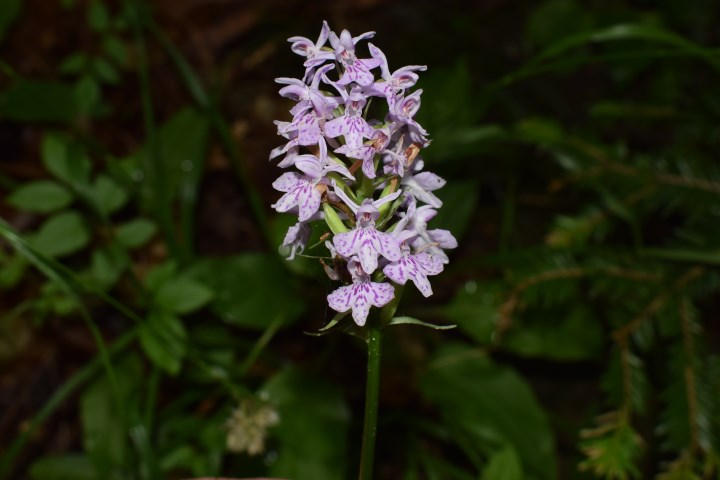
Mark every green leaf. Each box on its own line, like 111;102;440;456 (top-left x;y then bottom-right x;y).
115;218;156;248
60;52;88;75
7;180;73;213
154;277;213;314
0;0;22;43
0;81;77;123
31;211;89;258
260;368;350;480
74;75;100;114
139;311;187;375
444;280;502;344
92;174;127;215
90;248;126;289
93;57;119;84
144;261;177;292
81;354;141;475
480;445;523;480
387;316;456;330
0;253;26;289
124;107;210;227
41;134;91;187
87;1;109;32
30;455;99;480
503;306;604;361
534;23;720;71
103;36;127;65
421;344;557;480
189;253;306;330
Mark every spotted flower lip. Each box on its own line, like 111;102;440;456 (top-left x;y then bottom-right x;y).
327;260;394;326
272;21;457;326
383;250;444;297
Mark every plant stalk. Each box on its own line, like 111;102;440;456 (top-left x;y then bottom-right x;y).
358;325;382;480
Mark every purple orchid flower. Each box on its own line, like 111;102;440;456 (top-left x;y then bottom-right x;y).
281;220;312;260
329;29;381;86
327;259;394;326
401;170;446;208
287;21;336;81
324;85;374;149
272;140;353;221
388;90;429;145
332;186;402;274
276;64;337;120
365;43;427;99
335;127;391;179
383;243;444;297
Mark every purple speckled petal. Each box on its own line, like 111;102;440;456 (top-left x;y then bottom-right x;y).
361;156;376;179
327;280;394;326
414;252;444;275
358;235;379;273
272;172;301;193
297;184;322;221
272;190;301;213
428;229;458;249
333;229;358;257
413;172;446;191
374;230;402;262
294;155;322;178
324;117;345;139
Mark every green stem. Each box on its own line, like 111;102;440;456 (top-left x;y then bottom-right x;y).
239;315;283;377
359;325;382;480
128;1;185;262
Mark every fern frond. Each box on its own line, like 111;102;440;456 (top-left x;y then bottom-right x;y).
580;412;644;480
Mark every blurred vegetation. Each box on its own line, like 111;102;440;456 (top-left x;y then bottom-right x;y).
1;0;719;479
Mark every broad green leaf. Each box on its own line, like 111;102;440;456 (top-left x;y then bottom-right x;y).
431;180;477;242
0;81;77;123
124;108;210;222
503;306;604;361
0;253;26;288
144;262;177;292
31;211;89;258
87;1;109;32
41;134;91;187
92;174;127;215
115;218;156;248
421;344;556;480
93;58;119;84
480;445;523;480
260;368;350;480
0;0;22;43
154;277;213;314
81;354;141;476
7;180;73;213
60;52;88;75
189;253;306;330
30;455;99;480
90;248;127;289
103;36;127;65
444;280;502;344
74;75;100;115
139;310;187;375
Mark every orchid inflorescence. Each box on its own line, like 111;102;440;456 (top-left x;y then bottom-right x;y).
271;21;457;326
